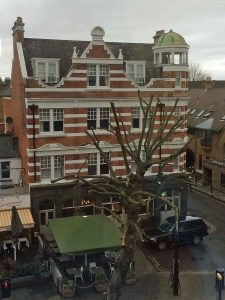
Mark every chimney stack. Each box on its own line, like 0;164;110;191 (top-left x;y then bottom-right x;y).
153;30;165;43
12;17;25;44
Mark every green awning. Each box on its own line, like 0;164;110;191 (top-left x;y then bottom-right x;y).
49;214;123;255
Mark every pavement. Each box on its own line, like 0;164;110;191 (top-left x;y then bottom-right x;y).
9;183;225;299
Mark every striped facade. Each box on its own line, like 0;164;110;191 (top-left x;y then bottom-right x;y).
7;19;189;190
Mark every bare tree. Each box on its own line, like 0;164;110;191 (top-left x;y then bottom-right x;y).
189;63;210;81
53;92;190;299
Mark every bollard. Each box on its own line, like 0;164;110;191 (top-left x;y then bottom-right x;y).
216;269;224;289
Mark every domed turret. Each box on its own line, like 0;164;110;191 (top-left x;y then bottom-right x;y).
152;29;189;66
155;30;187;47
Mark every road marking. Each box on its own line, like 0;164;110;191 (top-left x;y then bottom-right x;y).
203;219;217;233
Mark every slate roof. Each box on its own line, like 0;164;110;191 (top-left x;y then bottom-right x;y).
0;134;20;158
23;38;154;78
188;81;225;131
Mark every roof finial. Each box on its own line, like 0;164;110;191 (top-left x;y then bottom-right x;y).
72;47;77;58
118;49;123;59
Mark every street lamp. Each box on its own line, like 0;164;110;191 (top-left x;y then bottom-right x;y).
173;208;179;296
158;101;165;174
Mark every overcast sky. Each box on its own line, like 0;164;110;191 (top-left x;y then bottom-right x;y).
1;0;225;79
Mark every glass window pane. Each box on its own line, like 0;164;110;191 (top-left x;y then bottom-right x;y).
100;163;109;174
87;65;97;86
88;165;97;175
40;121;50;132
88;153;97;164
87;120;97;129
48;63;57;82
100;119;109;129
127;64;134;79
87;108;97;119
41;169;51;179
40;109;50;120
53;121;63;131
88;76;96;86
132;107;140;118
40;156;51;179
132;118;140;128
100;108;109;119
53;109;63;120
87;109;97;129
99;76;108;86
1;161;10;178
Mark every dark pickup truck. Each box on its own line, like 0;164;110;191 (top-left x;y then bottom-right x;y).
143;215;209;251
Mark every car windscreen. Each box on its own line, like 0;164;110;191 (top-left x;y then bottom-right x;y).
159;219;175;232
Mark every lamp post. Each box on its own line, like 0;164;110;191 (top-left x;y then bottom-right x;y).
173;208;179;296
158;101;165;174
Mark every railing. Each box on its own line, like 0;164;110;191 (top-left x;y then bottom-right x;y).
35;76;60;85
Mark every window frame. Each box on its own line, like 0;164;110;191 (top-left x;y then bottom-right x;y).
0;161;10;179
125;61;145;85
174;107;181;122
39;108;64;133
175;72;181;87
87;64;109;87
40;155;64;181
88;152;110;175
31;58;60;84
87;107;110;130
131;107;151;130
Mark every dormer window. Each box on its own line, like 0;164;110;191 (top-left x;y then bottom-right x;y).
87;64;109;87
125;61;145;85
31;58;60;84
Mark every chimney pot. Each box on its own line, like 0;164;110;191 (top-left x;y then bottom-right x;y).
12;17;25;43
153;30;165;43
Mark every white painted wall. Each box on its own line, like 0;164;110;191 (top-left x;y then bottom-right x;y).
0;157;21;185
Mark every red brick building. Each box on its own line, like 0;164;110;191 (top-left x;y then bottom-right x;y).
3;17;189;229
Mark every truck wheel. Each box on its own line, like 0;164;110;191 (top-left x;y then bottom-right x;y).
157;241;167;251
193;235;201;245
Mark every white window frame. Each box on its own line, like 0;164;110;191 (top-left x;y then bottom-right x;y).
88;152;110;175
172;151;180;172
174;107;181;122
39;108;64;133
87;108;110;130
40;155;64;181
131;107;151;130
87;64;109;87
125;61;145;85
31;58;60;83
175;72;181;87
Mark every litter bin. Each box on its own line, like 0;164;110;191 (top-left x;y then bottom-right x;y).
216;268;224;289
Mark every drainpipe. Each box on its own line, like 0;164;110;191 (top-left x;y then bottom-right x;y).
30;104;37;181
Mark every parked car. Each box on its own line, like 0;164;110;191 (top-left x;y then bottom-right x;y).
142;215;209;251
